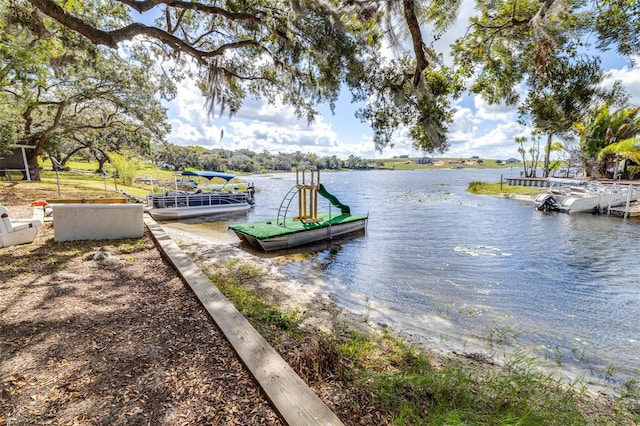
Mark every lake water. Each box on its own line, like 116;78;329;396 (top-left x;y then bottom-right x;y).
176;169;640;387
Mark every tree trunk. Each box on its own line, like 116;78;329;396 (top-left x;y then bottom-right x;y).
26;139;48;181
543;134;552;178
97;158;108;172
60;146;87;168
93;148;110;173
25;151;40;181
25;133;53;181
402;0;429;87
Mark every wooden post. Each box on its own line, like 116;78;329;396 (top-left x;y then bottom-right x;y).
303;187;307;218
293;169;324;222
624;184;633;219
297;169;302;219
314;184;318;218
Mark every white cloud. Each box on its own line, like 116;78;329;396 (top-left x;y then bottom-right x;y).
604;59;640;106
473;97;518;122
225;117;338;153
447;121;529;159
164;79;380;158
448;107;480;141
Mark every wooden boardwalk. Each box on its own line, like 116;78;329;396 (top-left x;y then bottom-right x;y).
144;216;344;426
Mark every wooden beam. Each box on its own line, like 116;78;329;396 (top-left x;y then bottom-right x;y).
145;217;344;426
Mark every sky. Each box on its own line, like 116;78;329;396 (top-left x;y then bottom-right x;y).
159;3;640;161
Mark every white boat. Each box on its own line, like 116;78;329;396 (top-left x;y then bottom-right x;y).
146;171;255;220
534;178;637;214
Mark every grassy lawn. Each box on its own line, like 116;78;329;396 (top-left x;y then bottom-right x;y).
2;159;233;204
380;157;516;170
467;180;548;198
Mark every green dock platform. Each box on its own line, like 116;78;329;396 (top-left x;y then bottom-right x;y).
229;212;368;251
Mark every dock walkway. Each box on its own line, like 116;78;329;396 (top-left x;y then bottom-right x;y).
608;203;640;218
144;215;344;426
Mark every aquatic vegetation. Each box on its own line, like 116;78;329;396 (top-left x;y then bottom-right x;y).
466;180;547;197
453;245;512;256
488;314;521;344
401;189;452;204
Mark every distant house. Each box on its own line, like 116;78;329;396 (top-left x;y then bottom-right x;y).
416;157;433;165
505;158;520;164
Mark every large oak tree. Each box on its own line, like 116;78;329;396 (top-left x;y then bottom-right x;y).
22;0;464;153
9;0;639;162
1;1;170;179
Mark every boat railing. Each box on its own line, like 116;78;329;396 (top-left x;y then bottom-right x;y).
148;191;250;208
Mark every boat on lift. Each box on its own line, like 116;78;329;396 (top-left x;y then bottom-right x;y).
534;178;637;214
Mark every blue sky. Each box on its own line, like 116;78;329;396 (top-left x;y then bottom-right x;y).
160;3;640;161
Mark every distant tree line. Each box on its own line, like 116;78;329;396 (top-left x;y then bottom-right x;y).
151;142;384;173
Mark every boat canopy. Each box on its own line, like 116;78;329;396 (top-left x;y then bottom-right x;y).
180;171;236;181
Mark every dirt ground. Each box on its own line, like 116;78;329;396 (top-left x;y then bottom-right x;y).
0;207;283;425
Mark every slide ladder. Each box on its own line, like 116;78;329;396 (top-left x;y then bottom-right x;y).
276;185;300;226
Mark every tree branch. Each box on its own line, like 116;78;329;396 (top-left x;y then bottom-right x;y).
202;40;261;58
26;0;262;64
118;0;261;22
402;0;428;87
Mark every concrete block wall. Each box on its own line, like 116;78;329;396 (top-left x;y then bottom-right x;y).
53;204;144;242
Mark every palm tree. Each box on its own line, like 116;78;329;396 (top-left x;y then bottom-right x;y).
597;138;640;179
574;105;640;177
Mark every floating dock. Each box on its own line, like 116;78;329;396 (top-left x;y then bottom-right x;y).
230;169;367;251
230;212;367;251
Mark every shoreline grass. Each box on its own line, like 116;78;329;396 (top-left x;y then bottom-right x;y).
467;180;548;199
203;259;640;425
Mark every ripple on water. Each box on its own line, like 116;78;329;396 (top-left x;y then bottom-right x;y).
180;170;640;385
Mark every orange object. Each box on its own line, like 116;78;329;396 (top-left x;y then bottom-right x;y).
31;199;48;206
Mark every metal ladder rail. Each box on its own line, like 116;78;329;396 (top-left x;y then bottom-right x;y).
276;185;301;227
